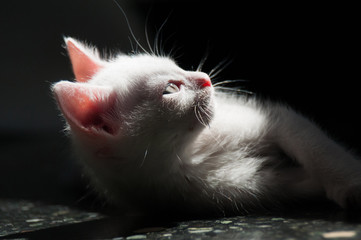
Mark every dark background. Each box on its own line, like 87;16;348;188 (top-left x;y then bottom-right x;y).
0;1;359;206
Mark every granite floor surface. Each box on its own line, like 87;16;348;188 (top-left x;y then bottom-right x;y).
1;199;361;239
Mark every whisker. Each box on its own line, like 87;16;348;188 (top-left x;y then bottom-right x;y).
208;60;225;77
194;106;207;128
168;44;182;59
176;153;183;165
196;53;208;72
198;105;212;124
140;143;150;168
208;57;233;79
75;185;96;204
196;103;212;128
197;44;210;72
194;107;204;126
128;36;135;53
112;0;150;54
154;12;172;56
215;86;254;95
162;32;176;57
213;79;247;87
198;104;210;119
198;110;208;128
144;7;155;55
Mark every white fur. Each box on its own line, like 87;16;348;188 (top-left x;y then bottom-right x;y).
53;38;361;215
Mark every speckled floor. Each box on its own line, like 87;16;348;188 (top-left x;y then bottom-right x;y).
1;199;361;239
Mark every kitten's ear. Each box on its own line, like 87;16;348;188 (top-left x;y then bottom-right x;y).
53;81;119;136
65;37;104;83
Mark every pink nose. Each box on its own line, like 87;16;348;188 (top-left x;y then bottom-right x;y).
190;72;212;88
197;77;212;88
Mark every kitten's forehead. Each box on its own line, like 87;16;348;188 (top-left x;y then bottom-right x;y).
92;55;184;89
117;55;182;74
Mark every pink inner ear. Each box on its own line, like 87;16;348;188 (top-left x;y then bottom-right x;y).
66;39;103;82
53;81;118;136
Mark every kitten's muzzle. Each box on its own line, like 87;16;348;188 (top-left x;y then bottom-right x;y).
188;72;212;89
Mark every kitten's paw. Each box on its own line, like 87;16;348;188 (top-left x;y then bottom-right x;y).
332;185;361;210
341;185;361;210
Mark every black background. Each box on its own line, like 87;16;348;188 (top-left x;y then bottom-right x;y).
0;1;360;204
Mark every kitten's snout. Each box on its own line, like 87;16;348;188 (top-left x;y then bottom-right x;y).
189;72;212;88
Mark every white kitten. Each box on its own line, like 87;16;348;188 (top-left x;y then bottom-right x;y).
52;38;361;216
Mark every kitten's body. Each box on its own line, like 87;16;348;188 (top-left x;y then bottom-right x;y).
53;38;361;216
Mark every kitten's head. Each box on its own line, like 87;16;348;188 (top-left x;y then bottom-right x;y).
52;38;214;199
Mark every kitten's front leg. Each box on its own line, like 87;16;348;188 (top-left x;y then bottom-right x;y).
273;106;361;209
